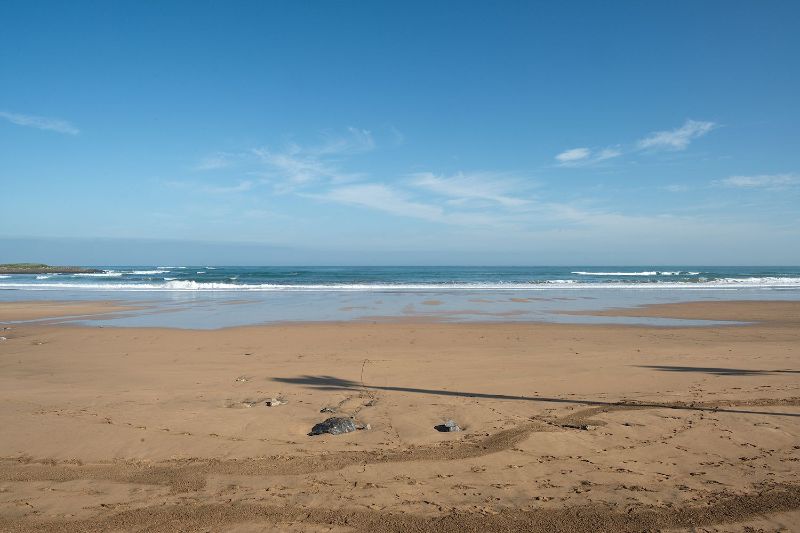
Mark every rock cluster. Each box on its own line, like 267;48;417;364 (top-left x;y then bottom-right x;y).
309;417;357;436
435;419;462;432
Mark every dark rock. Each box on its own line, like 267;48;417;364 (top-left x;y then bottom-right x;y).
309;417;357;436
435;419;462;432
560;423;589;430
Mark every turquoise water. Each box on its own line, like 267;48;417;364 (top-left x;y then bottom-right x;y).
2;266;800;291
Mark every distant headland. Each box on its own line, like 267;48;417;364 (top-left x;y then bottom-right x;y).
0;263;102;274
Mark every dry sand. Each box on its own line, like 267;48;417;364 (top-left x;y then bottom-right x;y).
0;300;798;532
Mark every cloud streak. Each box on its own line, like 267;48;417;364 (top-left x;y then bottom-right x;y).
716;174;798;190
409;172;531;207
555;146;622;166
0;111;79;135
555;147;590;163
253;128;373;191
315;183;500;227
554;119;716;166
637;119;715;150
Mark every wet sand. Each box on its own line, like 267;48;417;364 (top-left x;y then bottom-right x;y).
0;300;799;532
0;301;138;322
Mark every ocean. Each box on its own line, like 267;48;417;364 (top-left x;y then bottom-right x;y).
2;266;800;291
2;266;799;328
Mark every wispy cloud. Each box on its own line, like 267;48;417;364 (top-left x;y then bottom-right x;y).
315;172;665;232
409;172;531;207
0;110;79;135
253;148;339;186
313;127;375;155
555;147;590;163
554;120;716;166
555;146;622;166
315;183;499;226
253;128;373;191
321;184;442;221
716;173;798;190
596;148;622;160
637;119;716;150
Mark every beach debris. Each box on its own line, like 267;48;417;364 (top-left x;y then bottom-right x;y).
265;397;286;407
234;376;249;382
435;419;462;432
237;396;287;408
0;336;6;342
309;417;370;436
320;406;336;413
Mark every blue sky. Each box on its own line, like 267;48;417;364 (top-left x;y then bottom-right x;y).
1;1;799;265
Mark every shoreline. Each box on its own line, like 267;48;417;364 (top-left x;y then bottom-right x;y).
1;299;798;531
3;298;799;330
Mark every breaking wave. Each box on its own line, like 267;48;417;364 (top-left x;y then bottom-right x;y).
1;277;799;292
572;271;701;276
73;271;123;277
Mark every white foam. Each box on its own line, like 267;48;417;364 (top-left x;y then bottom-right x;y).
129;270;169;275
72;271;123;277
35;275;52;280
573;271;658;276
573;271;701;276
0;275;9;279
2;276;800;292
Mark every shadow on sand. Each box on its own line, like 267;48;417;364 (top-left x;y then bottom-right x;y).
272;375;800;418
636;365;800;377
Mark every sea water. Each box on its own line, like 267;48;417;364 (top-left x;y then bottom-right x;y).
1;266;798;328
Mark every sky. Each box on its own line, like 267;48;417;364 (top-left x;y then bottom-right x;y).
1;1;799;265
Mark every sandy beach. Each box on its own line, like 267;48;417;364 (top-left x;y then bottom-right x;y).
0;300;799;532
